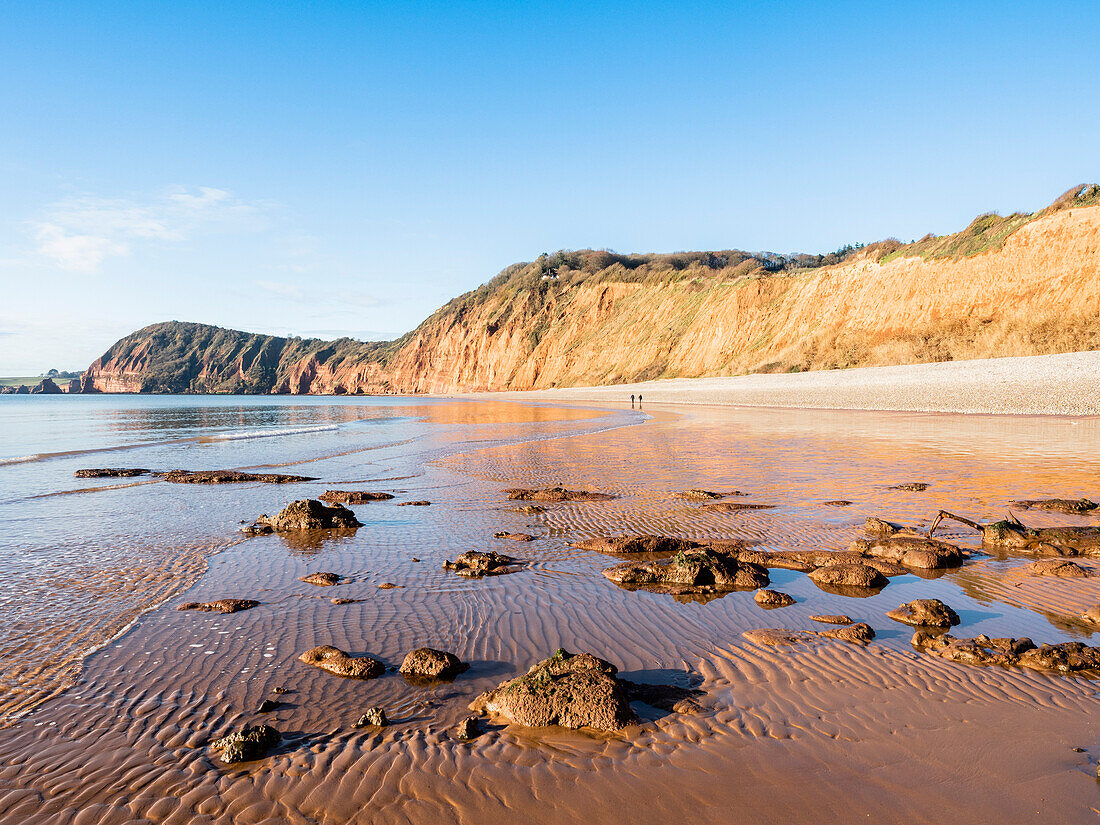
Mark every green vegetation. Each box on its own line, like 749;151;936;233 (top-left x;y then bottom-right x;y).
881;184;1100;263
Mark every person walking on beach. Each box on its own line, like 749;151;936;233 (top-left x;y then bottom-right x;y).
630;394;635;408
638;394;643;407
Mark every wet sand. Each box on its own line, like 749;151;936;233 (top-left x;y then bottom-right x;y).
2;401;1100;824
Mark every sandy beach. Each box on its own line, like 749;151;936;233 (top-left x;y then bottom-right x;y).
488;350;1100;416
2;395;1100;824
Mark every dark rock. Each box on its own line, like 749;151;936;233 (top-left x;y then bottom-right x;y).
890;482;930;491
178;599;259;614
1010;498;1099;515
912;631;1100;675
822;500;853;506
319;490;395;503
808;563;888;589
455;716;481;739
74;468;151;478
573;535;703;555
331;597;362;605
1026;559;1091;578
210;724;280;763
809;614;854;625
355;707;388;727
257;699;279;713
30;378;63;394
603;548;769;594
508;504;546;513
672;489;746;500
754;589;795;608
255;499;362;531
377;582;401;589
298;645;384;679
470;649;638;732
887;599;961;628
494;531;536;541
163;470;317;484
300;572;342;587
849;536;964;570
271;687;289;694
399;647;469;681
444;551;519;577
699;501;775;512
397;500;432;506
505;486;616;502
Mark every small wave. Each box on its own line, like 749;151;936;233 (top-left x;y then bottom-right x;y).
0;454;44;466
203;424;338;442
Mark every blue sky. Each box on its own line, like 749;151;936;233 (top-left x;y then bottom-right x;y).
1;1;1097;373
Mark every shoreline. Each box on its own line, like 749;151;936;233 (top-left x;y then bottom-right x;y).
477;350;1100;417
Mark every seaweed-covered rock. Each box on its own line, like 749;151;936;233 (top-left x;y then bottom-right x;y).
808;563;888;590
298;645;384;679
74;468;151;478
603;548;769;593
355;707;388;727
399;647;469;681
397;500;431;506
1010;498;1098;515
177;599;259;614
299;572;342;587
1026;559;1091;578
912;632;1100;675
494;531;536;541
210;724;280;763
699;501;775;512
163;470;317;484
886;598;960;628
849;536;964;570
504;486;615;502
890;482;930;491
319;490;394;503
443;551;519;577
508;504;546;513
573;535;702;555
470;649;637;732
672;489;744;500
256;499;362;531
754;589;795;608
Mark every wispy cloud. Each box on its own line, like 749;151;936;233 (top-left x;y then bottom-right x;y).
27;186;273;272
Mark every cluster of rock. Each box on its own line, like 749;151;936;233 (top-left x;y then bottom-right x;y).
603;548;769;595
163;470;317;484
75;468;151;478
319;490;394;503
504;486;615;502
444;551;520;577
912;632;1100;675
743;624;876;646
178;599;259;614
930;510;1100;556
210;724;281;764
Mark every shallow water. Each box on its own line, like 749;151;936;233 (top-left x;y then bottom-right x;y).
1;397;1099;824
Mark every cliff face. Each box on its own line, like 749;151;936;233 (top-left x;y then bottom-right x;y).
81;188;1100;395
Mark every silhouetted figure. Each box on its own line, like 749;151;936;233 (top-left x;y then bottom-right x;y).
630;394;635;408
638;394;643;407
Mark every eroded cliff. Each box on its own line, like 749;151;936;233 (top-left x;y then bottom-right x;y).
81;186;1100;395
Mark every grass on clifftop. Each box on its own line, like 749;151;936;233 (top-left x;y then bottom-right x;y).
879;184;1100;263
